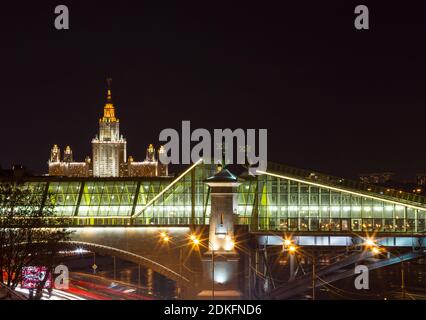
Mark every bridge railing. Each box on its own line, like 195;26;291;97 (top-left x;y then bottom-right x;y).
3;216;424;234
253;217;425;233
3;216;207;227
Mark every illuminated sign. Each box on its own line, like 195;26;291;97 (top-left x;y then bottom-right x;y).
21;266;52;289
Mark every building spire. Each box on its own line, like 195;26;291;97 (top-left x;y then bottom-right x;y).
106;77;113;103
101;77;117;122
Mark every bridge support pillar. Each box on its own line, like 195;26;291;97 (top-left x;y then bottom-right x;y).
197;167;243;299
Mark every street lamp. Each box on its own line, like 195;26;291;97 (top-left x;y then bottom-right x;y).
286;244;316;300
188;236;218;300
364;238;376;248
158;232;202;299
159;231;171;242
371;247;381;255
288;245;297;254
157;232;235;300
362;236;386;256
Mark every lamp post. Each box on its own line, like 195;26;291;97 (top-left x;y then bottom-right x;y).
312;254;316;300
385;246;406;299
178;246;183;299
285;243;316;300
212;248;215;300
282;236;388;300
113;256;116;281
188;234;218;299
159;231;204;299
159;231;235;300
401;260;405;299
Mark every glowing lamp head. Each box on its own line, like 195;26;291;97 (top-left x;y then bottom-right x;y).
288;245;297;254
365;239;375;247
371;247;380;255
163;236;170;242
192;238;200;245
283;239;292;247
224;240;235;251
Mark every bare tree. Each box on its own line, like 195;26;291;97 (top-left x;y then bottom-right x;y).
0;183;72;299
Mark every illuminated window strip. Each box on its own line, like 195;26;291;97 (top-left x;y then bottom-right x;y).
257;170;426;212
2;215;131;219
132;158;203;217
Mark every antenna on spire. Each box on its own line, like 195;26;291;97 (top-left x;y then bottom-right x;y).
221;141;226;167
106;77;112;102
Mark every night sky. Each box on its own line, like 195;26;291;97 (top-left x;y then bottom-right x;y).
1;1;426;180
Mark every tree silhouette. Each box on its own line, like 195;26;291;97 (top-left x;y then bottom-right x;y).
0;183;72;299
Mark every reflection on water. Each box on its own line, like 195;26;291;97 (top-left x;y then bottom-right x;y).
62;254;176;299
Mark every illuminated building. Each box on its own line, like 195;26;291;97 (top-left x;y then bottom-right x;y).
124;145;169;177
417;173;426;186
48;79;168;178
359;172;394;184
63;146;73;163
48;145;91;177
92;78;127;177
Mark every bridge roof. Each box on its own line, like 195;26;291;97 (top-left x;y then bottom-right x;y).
263;162;426;210
205;167;240;183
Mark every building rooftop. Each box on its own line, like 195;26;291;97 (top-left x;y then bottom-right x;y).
205;167;240;183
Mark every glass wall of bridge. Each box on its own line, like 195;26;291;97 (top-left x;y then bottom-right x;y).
133;165;215;225
239;175;426;233
78;181;137;216
48;182;80;216
14;165;426;232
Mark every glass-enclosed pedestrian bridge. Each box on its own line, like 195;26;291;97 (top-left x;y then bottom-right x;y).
2;161;426;234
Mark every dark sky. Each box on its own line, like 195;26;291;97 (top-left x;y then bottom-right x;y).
1;1;426;179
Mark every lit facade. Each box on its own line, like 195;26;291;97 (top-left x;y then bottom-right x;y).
48;145;92;177
417;173;426;186
92;82;126;177
48;80;168;178
359;172;394;184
